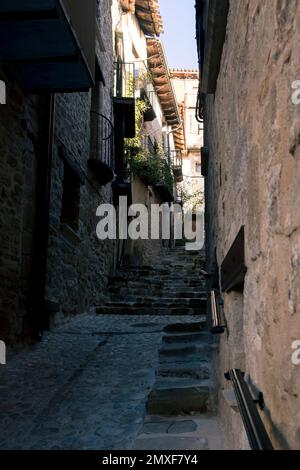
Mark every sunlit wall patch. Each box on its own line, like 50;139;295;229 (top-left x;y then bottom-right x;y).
0;80;6;105
292;80;300;105
0;340;6;365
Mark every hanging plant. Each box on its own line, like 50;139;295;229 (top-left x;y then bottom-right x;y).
131;150;174;192
124;98;174;193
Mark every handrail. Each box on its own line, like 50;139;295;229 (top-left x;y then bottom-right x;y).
90;111;114;139
90;111;114;168
225;369;273;450
210;289;226;334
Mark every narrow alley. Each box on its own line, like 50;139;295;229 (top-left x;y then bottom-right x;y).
0;246;222;450
1;0;300;458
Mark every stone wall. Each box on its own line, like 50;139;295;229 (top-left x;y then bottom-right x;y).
0;0;116;344
122;177;169;266
0;69;41;344
44;0;116;327
205;0;300;449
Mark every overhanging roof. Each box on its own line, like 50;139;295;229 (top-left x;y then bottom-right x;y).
170;69;199;80
134;0;164;37
120;1;163;37
147;38;185;151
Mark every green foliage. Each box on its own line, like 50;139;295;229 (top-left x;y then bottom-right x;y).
181;181;204;212
131;150;174;190
124;98;174;191
125;98;149;155
125;71;134;98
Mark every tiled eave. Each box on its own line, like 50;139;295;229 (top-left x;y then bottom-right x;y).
147;38;185;151
135;0;164;37
120;0;163;36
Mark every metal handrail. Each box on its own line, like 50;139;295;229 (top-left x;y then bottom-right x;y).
225;369;273;450
90;111;114;168
210;289;226;334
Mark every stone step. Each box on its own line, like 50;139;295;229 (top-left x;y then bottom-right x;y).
110;273;203;280
153;297;206;305
140;418;198;435
162;289;207;296
133;435;209;450
147;381;210;415
108;296;204;305
105;300;206;310
96;306;206;315
163;282;206;287
156;361;211;380
159;353;210;364
109;286;206;295
159;342;209;358
162;331;209;344
163;322;207;333
109;279;205;287
173;292;207;299
105;297;207;305
154;377;211;390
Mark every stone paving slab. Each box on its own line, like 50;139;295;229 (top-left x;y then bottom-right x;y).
133;436;209;450
133;415;223;450
0;313;198;450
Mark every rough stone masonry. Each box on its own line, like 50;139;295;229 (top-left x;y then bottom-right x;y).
204;0;300;450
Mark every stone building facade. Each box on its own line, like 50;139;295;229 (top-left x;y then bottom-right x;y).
196;0;300;450
0;0;116;345
171;69;204;211
111;1;184;266
0;0;185;345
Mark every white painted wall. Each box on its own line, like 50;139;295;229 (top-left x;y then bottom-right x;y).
112;0;169;149
172;74;204;210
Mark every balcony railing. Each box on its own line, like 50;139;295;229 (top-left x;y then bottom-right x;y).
114;61;135;99
89;111;114;185
170;150;183;182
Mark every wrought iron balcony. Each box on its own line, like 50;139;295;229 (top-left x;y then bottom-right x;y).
113;61;135;138
88;111;114;186
0;0;96;92
174;188;183;206
114;61;135;99
170;150;183;182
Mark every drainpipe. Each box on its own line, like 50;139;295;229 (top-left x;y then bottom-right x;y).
30;93;55;341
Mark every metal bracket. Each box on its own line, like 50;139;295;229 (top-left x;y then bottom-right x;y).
254;392;265;411
225;372;265;410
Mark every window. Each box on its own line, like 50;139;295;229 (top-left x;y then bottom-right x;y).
60;163;80;232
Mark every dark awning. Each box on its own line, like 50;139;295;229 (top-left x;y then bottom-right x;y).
0;0;96;92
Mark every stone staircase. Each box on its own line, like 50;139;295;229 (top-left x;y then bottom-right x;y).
132;315;223;450
96;247;207;316
97;246;223;449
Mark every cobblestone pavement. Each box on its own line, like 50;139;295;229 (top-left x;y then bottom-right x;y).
0;313;201;450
